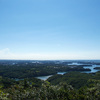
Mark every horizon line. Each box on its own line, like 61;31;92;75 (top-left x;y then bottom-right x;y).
0;59;100;61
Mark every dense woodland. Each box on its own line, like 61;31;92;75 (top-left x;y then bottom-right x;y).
0;60;100;100
0;71;100;100
0;61;90;79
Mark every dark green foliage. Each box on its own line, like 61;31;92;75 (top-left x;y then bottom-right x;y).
0;62;90;79
0;61;100;100
0;78;100;100
93;71;100;80
0;72;100;100
47;72;93;89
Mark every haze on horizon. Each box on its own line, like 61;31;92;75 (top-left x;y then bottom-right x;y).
0;0;100;60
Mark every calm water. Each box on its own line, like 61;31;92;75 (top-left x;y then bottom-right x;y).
36;75;53;81
36;72;67;80
36;65;100;80
83;65;100;73
57;72;66;75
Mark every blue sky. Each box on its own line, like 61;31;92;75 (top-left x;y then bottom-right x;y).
0;0;100;60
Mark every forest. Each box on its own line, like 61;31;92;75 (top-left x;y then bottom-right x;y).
0;60;100;100
0;60;91;79
0;71;100;100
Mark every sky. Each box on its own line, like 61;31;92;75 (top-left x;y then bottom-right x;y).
0;0;100;60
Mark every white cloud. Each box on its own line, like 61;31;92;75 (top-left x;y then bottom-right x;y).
0;48;99;60
0;48;14;59
0;48;10;54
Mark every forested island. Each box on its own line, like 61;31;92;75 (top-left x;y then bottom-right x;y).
0;60;92;79
94;67;100;69
0;60;100;100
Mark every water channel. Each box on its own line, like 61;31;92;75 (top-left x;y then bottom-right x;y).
36;65;100;80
